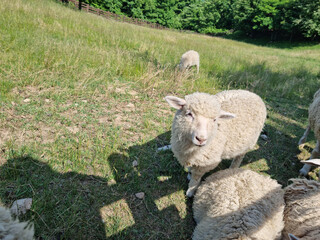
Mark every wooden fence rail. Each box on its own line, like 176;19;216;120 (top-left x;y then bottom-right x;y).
60;0;167;30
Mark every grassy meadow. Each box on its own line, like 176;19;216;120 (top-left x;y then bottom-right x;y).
1;0;320;239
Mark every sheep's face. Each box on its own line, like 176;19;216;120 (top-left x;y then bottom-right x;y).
179;62;187;71
178;108;213;146
165;93;235;147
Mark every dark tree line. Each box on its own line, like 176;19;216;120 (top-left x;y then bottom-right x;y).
84;0;320;40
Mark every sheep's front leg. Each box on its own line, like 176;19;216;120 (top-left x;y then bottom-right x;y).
298;125;311;145
300;140;320;176
186;167;191;181
186;164;218;197
186;167;205;197
300;163;312;176
230;154;245;168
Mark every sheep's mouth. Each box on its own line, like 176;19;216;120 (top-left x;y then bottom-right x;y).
194;143;206;147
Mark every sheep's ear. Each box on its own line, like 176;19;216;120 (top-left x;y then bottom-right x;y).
288;233;300;240
302;159;320;166
218;110;236;119
165;96;186;110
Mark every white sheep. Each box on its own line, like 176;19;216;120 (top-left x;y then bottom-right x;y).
165;90;267;197
192;168;285;240
0;206;34;240
179;50;200;73
282;178;320;240
298;89;320;176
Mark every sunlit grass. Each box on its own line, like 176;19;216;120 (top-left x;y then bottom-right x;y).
0;0;320;239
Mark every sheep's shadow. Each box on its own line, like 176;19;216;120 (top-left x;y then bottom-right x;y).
241;126;303;185
258;99;312;183
0;131;194;239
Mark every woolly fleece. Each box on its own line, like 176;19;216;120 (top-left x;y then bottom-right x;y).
283;179;320;240
299;88;320;175
192;168;284;240
308;89;320;141
179;50;200;73
0;206;34;240
171;90;267;167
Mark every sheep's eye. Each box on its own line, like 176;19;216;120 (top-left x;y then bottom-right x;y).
186;111;193;118
213;118;217;122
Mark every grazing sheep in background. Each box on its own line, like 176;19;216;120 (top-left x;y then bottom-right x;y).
0;206;34;240
298;89;320;176
179;50;200;73
282;178;320;240
165;90;267;197
192;168;284;240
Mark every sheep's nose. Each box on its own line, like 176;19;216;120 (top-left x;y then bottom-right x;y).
196;136;206;144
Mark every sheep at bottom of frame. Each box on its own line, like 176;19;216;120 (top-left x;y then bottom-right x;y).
282;177;320;240
192;168;285;240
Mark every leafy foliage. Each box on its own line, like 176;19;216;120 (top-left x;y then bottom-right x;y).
180;0;232;34
82;0;320;40
283;0;320;39
233;0;281;32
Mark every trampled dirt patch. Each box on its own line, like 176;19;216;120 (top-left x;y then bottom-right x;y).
11;86;64;99
1;84;170;149
0;123;57;147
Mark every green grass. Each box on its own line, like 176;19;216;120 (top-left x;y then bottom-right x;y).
0;0;320;239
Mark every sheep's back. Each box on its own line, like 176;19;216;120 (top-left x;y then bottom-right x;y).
193;168;284;240
215;90;267;159
180;50;199;66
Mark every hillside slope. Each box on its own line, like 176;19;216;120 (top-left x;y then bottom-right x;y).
1;0;320;100
0;0;320;239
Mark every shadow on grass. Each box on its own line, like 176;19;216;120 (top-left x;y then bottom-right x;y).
222;31;320;49
0;131;194;240
0;97;313;239
217;62;319;104
240;97;312;185
242;125;302;186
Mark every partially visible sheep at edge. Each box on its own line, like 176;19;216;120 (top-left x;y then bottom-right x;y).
165;90;267;197
179;50;200;73
0;205;34;240
282;178;320;240
298;88;320;176
192;168;285;240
